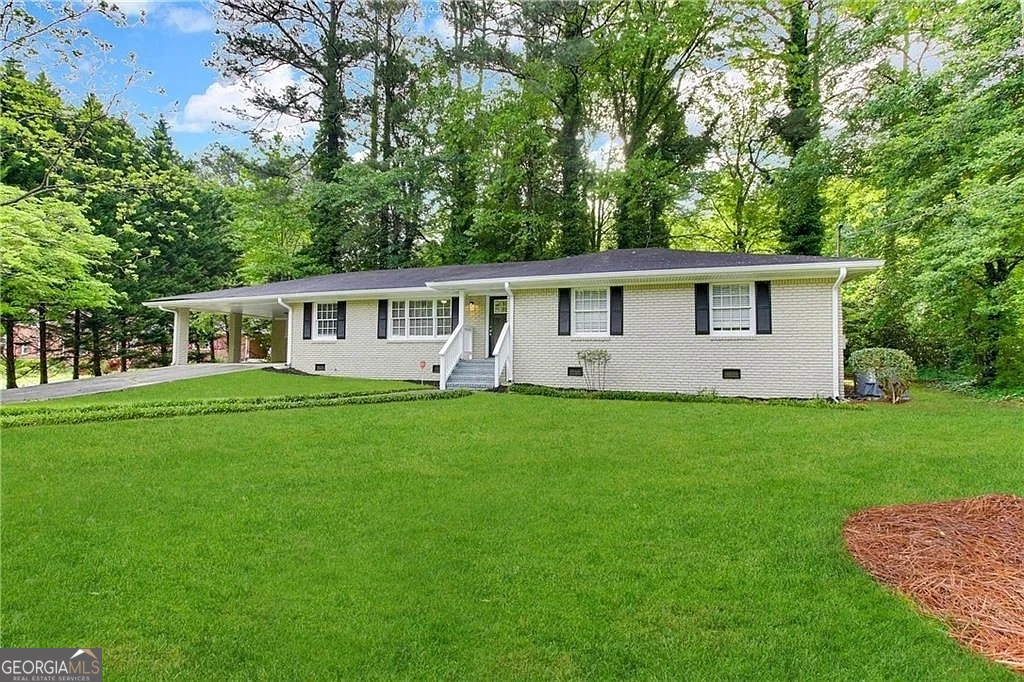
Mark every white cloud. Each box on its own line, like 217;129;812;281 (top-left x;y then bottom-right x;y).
171;67;316;140
163;6;215;33
426;14;455;47
113;1;215;32
111;1;151;17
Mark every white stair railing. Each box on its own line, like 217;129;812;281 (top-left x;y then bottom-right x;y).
492;322;511;388
439;323;472;390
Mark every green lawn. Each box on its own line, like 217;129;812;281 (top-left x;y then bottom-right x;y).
2;384;1021;680
21;369;426;407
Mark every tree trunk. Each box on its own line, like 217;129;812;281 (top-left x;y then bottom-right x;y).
118;319;128;373
3;314;17;390
90;314;102;376
368;6;380;163
555;81;589;256
554;3;590;257
975;260;1015;385
72;308;81;380
209;337;217;362
314;0;345;181
38;304;48;385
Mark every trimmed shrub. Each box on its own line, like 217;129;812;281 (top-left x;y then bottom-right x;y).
848;347;916;404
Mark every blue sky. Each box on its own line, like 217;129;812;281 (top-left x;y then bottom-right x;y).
55;1;249;155
27;1;451;157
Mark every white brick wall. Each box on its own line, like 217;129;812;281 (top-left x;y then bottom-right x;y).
288;295;497;381
511;280;839;399
289;299;446;381
287;280;843;398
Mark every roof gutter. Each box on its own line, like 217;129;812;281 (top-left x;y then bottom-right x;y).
277;297;292;367
832;267;848;400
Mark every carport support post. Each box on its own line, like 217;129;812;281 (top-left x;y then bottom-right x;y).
228;312;243;363
270;318;287;363
172;309;190;365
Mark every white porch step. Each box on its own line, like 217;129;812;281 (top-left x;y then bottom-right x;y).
446;359;495;390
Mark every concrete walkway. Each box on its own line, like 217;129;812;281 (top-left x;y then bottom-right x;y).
0;363;278;405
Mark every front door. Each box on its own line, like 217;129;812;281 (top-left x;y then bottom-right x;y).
488;296;508;357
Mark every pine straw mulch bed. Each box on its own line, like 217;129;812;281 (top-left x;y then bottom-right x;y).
843;494;1024;673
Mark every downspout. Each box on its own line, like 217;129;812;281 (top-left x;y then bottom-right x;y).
504;281;514;382
831;267;848;400
277;297;292;367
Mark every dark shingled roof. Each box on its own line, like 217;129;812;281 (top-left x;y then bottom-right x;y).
150;248;879;302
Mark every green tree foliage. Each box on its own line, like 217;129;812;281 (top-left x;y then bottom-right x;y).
594;0;717;249
515;0;602;256
206;141;314;284
2;63;240;381
769;1;825;255
0;184;116;388
845;0;1023;384
211;0;361;179
468;91;560;262
420;79;486;264
677;66;781;253
305;154;426;271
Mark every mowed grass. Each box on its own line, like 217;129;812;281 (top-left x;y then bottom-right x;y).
19;369;426;407
2;386;1022;680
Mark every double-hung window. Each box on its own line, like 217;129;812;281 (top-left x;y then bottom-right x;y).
390;299;453;338
573;288;609;335
315;303;337;338
710;283;753;333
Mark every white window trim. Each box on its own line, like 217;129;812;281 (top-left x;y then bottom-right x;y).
389;299;453;340
571;287;610;338
314;302;338;339
710;282;756;337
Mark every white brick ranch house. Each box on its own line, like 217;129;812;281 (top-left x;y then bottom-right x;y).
145;248;882;399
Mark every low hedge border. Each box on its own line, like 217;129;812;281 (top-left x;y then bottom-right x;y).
1;389;471;428
0;388;428;416
507;383;858;408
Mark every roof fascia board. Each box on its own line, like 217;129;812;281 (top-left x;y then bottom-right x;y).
144;260;883;307
143;286;436;308
426;260;884;290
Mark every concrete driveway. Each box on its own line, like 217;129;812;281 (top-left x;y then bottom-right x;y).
0;363;278;405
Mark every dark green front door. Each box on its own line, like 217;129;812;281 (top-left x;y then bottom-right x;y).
488;296;508;357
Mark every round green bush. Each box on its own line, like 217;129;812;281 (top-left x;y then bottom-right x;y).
848;347;916;404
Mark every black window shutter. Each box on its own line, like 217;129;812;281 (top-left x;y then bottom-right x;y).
610;286;623;336
451;297;460;328
336;301;346;339
755;281;772;334
302;302;313;340
557;288;571;336
377;299;388;339
695;283;710;335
